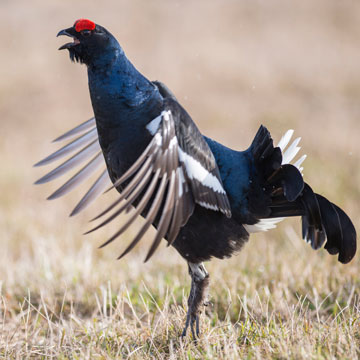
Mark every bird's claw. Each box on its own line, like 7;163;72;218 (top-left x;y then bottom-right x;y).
181;312;200;339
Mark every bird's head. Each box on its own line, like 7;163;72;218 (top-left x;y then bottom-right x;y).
57;19;119;65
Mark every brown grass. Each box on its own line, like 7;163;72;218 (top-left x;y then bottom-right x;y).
1;0;360;358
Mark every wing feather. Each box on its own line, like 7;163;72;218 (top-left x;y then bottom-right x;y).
117;171;167;259
144;171;176;262
98;167;161;249
34;128;98;167
34;140;100;184
70;170;111;216
86;162;155;233
47;152;103;200
36;96;232;261
53;117;96;142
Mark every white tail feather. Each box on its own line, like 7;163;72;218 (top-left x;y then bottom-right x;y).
282;137;301;164
277;129;294;151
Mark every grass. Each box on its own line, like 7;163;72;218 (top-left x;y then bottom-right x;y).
1;0;360;358
1;234;359;358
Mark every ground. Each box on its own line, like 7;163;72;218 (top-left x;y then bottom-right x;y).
1;0;360;358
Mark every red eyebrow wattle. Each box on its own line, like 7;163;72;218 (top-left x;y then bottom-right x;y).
74;19;96;32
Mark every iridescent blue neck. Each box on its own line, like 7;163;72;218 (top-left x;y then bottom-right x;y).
87;44;162;128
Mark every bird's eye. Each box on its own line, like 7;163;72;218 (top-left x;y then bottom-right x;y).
82;30;92;37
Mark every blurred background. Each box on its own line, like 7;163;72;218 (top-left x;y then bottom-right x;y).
0;0;359;355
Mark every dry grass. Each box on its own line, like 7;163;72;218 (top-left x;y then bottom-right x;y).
1;0;360;358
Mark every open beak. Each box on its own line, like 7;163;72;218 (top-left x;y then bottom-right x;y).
57;27;80;50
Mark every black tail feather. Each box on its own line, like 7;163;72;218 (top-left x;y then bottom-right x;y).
271;184;356;264
267;164;304;202
249;125;304;219
262;147;282;179
330;203;357;264
300;184;326;250
250;125;357;264
300;185;356;263
315;194;342;255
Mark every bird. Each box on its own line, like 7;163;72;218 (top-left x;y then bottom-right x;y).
35;19;357;339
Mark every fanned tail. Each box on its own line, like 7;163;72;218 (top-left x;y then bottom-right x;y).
246;125;357;264
246;125;304;221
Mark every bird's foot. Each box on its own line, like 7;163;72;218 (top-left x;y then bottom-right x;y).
181;262;210;339
181;310;200;339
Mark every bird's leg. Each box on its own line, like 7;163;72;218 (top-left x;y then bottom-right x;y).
181;262;210;338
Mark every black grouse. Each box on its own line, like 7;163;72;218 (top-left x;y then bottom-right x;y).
35;19;357;338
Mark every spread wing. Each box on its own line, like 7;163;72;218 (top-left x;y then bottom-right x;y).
35;99;231;261
34;117;112;214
